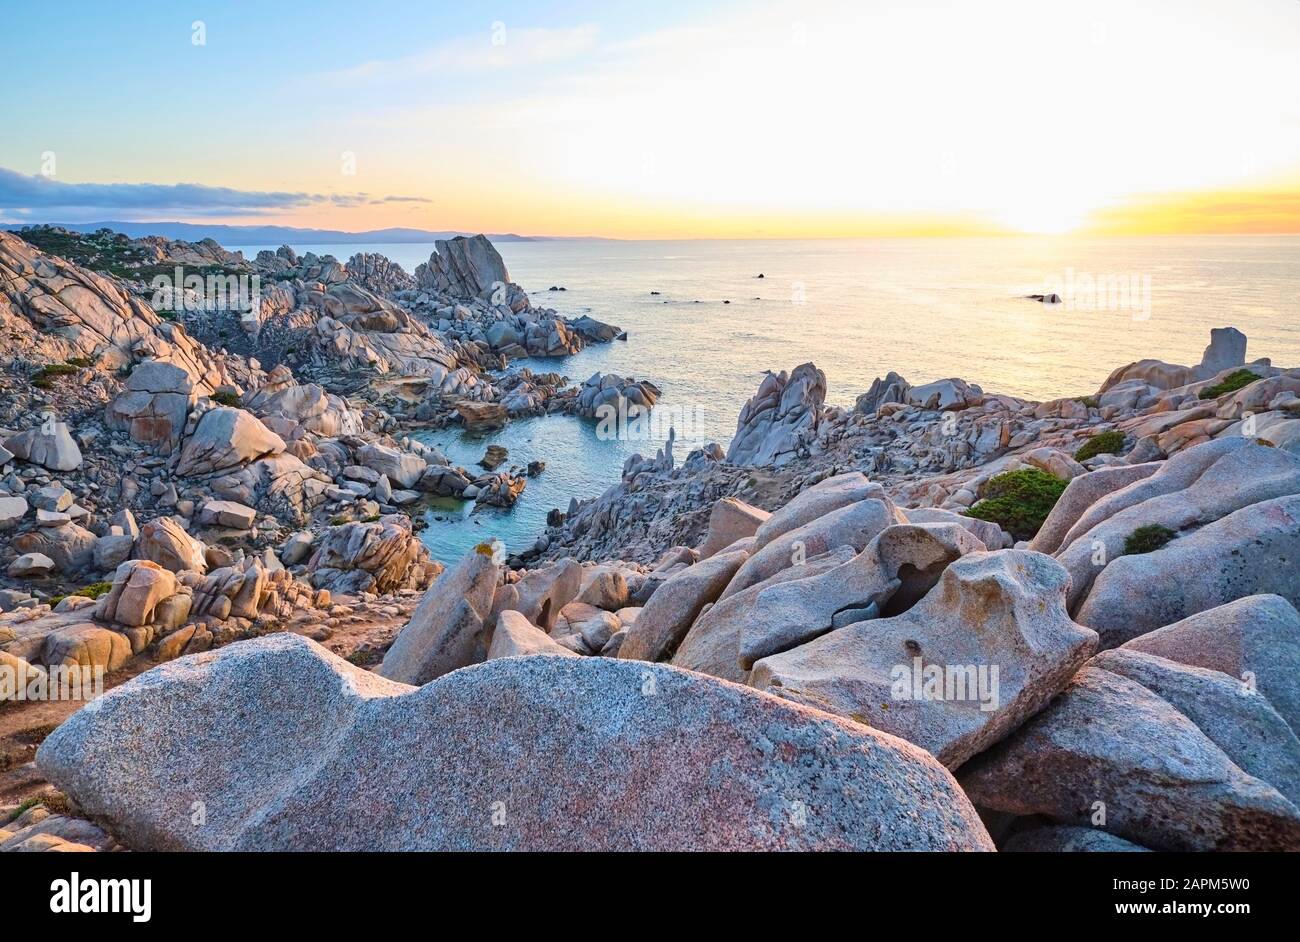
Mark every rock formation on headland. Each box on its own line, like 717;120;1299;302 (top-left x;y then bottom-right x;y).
2;222;1299;853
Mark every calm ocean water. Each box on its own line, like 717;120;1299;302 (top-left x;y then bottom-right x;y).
233;236;1300;561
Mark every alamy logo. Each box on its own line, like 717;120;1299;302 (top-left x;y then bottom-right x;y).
49;872;152;922
890;657;1001;712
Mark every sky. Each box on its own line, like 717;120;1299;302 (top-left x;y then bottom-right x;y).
2;0;1299;238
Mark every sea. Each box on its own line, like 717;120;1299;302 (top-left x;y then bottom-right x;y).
229;235;1300;562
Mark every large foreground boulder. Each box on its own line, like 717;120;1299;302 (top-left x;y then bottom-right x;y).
961;650;1300;851
38;635;994;851
751;551;1098;768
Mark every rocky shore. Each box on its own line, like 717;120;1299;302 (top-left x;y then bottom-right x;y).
2;224;1298;852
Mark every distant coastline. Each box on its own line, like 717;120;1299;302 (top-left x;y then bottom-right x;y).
0;220;622;246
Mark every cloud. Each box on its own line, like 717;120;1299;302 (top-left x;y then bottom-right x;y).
321;25;599;85
0;167;428;220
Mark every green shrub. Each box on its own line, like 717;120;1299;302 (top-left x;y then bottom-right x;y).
31;363;80;388
1075;395;1100;409
1074;430;1126;462
965;468;1068;541
210;390;241;407
47;581;113;608
1123;524;1177;555
64;356;93;368
1199;369;1259;400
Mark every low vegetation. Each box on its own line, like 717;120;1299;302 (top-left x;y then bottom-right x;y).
1122;524;1177;555
12;225;242;283
210;390;241;407
47;581;114;608
1074;430;1126;462
1198;369;1259;400
31;362;82;389
964;468;1068;541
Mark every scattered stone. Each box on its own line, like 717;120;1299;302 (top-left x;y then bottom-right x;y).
8;552;54;578
4;423;82;471
198;500;258;529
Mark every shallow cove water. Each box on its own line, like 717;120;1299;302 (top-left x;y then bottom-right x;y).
231;236;1300;563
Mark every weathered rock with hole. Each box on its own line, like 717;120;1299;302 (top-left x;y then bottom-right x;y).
751;550;1098;769
489;558;581;633
738;523;985;670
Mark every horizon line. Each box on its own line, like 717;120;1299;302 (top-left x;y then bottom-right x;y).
7;219;1300;245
